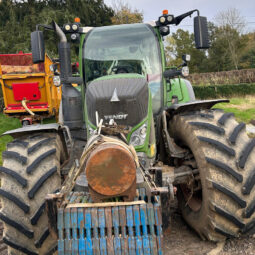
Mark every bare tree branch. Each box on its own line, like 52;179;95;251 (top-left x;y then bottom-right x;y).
215;7;246;33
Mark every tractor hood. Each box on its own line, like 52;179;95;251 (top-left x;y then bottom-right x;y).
85;74;148;127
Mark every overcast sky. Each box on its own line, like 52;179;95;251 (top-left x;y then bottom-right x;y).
104;0;255;33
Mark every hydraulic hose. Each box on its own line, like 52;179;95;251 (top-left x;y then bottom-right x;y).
22;100;35;116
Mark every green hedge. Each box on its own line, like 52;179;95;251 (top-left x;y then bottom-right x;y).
193;83;255;99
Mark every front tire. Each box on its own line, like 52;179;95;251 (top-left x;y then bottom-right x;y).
169;109;255;241
0;133;65;254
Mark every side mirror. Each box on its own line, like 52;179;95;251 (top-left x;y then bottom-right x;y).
31;31;45;63
194;16;210;49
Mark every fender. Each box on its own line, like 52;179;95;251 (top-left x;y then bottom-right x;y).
1;123;72;158
166;99;229;115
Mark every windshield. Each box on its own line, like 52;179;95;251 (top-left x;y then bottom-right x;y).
83;23;162;113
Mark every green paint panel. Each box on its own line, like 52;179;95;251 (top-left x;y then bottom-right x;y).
167;78;193;106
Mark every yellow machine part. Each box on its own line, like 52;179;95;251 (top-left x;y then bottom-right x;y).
0;54;62;121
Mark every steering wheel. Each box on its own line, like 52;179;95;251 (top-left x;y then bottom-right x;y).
116;67;129;73
113;65;135;74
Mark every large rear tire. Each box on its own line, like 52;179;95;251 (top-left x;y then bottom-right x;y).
169;109;255;241
0;133;65;254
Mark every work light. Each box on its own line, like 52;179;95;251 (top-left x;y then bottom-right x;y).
64;24;71;31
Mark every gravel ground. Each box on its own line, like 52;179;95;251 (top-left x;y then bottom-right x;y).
164;210;255;255
0;210;254;254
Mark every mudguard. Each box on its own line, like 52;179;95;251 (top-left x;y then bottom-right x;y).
166;99;229;115
1;123;72;158
2;123;62;137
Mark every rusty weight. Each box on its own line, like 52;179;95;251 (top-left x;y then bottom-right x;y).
85;143;136;201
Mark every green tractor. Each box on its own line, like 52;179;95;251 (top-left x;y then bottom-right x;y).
1;9;255;255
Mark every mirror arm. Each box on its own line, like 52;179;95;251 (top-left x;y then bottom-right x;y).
163;68;182;79
35;22;67;43
177;61;187;68
174;9;200;25
35;24;54;31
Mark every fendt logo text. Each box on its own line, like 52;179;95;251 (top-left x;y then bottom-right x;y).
104;113;128;120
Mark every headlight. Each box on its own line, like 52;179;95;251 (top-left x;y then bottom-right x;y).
130;122;147;147
72;24;78;31
181;66;189;77
53;76;61;87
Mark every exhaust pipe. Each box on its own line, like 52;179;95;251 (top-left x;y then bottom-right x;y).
53;21;83;129
53;21;71;83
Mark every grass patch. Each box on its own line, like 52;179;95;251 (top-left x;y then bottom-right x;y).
0;114;56;165
0;114;21;165
213;96;255;123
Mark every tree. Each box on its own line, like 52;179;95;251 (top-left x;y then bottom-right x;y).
239;32;255;69
111;0;143;25
165;29;209;73
207;22;235;71
213;8;247;69
0;0;114;55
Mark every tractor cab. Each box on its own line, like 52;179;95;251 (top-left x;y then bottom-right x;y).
82;23;163;114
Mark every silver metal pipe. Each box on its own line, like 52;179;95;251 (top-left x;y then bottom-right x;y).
53;22;67;43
